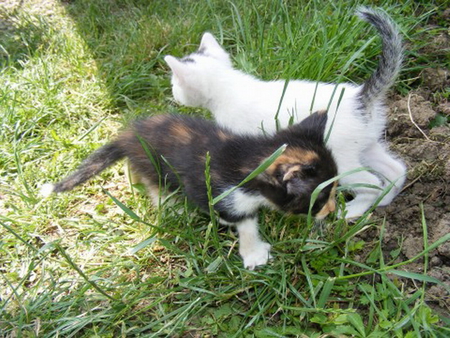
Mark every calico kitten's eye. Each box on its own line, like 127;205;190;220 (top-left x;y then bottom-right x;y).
302;164;316;176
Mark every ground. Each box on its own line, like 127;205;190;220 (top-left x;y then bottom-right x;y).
374;66;450;314
350;9;450;316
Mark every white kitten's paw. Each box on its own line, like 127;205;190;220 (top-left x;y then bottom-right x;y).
240;241;272;270
378;188;399;207
378;178;405;207
339;198;374;220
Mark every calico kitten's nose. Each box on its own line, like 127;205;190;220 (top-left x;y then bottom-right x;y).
314;181;337;219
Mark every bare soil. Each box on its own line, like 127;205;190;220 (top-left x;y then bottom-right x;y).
382;93;449;308
359;8;450;316
366;64;450;317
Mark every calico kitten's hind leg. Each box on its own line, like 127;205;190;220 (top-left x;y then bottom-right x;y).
236;217;272;270
125;160;142;186
135;175;169;207
129;167;178;207
361;142;406;206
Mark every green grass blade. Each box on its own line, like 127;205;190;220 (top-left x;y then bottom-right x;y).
54;243;120;302
130;236;158;254
317;277;335;308
388;270;445;286
103;188;142;221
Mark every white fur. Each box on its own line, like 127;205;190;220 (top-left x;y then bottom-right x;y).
236;217;272;270
229;188;274;214
218;187;274;268
164;33;406;219
39;183;55;197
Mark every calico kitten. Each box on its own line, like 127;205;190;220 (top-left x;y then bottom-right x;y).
164;7;406;219
41;112;338;270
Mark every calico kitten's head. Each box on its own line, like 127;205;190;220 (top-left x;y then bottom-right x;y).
164;33;232;107
259;112;338;219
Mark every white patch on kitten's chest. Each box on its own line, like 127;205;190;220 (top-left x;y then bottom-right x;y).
229;188;273;214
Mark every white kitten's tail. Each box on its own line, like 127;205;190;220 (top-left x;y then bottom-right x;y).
356;7;403;116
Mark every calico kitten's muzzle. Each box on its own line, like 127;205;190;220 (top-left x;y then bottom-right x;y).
314;182;337;219
315;198;336;220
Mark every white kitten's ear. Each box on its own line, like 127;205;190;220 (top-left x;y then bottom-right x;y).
199;32;232;67
164;55;188;81
164;55;181;72
199;32;222;51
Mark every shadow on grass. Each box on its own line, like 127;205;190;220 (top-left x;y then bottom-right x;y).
57;0;227;119
0;9;50;69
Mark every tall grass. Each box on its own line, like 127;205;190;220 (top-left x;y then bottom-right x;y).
1;0;448;336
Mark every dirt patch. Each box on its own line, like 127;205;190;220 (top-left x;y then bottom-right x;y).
369;88;450;315
363;8;450;314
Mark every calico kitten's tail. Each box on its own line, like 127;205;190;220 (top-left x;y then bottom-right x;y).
40;141;126;197
357;7;403;113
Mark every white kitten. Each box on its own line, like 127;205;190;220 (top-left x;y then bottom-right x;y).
164;7;406;219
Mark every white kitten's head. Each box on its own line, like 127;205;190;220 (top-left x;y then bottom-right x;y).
164;32;233;107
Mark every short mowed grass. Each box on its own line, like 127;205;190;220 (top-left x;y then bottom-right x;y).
1;0;449;336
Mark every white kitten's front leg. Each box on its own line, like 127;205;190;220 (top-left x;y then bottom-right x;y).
236;217;272;270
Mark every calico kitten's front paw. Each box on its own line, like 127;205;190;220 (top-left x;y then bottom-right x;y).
240;241;272;270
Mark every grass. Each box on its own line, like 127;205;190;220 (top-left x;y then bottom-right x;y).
1;0;449;336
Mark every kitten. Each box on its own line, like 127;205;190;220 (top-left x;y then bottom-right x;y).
41;112;338;270
164;7;406;219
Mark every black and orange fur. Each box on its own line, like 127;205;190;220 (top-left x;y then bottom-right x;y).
44;112;337;222
41;112;338;268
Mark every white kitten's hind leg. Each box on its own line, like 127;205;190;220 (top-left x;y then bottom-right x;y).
362;142;407;206
236;217;272;270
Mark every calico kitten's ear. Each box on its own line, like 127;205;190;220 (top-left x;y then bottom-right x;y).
296;111;328;141
164;55;188;82
281;164;302;181
281;164;317;195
